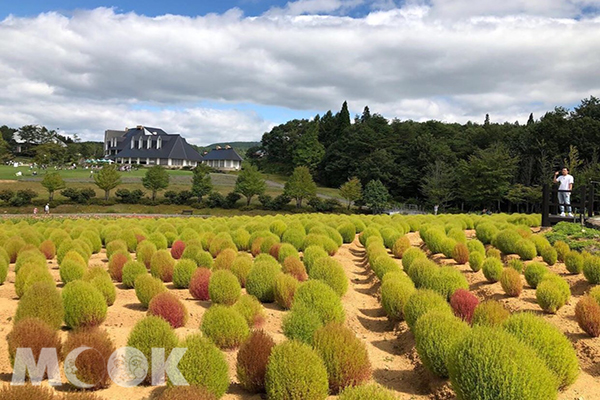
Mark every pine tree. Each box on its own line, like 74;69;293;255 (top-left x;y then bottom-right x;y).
284;166;317;208
337;101;351;136
527;113;535;126
363;180;389;214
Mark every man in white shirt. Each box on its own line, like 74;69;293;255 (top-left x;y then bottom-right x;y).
553;167;574;217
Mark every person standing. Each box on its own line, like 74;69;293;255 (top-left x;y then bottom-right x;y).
44;203;50;215
554;167;574;217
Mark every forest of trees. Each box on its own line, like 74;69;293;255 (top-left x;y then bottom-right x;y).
247;97;600;212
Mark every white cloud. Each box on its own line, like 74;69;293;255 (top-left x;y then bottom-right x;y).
0;5;599;142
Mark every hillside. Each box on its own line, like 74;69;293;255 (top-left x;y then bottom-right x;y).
193;141;260;158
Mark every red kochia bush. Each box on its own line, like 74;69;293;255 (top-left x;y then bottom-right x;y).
236;330;276;393
450;288;479;324
575;295;600;337
452;243;470;264
283;256;308;281
170;240;186;260
39;240;56;260
7;318;62;368
269;243;283;261
108;252;130;282
61;328;115;389
189;268;211;301
148;292;189;328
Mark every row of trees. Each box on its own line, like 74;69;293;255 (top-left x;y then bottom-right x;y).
248;97;600;211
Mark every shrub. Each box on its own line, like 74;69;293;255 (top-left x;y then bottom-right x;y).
201;305;249;349
447;326;558;400
492;229;522;254
475;222;498;244
16;249;47;274
282;256;308;281
89;275;116;306
136;240;157;268
403;289;452;330
148;292;188;328
381;277;415;320
189;268;211;301
7;318;61;367
15;263;54;298
303;245;328;274
0;256;7;284
407;258;438;288
541;246;558;266
591;286;600;305
515;239;537;260
231;254;253;287
468;251;484;272
293;280;345;324
554;240;570;262
265;340;329;400
507;258;524;273
106;239;128;259
536;274;570;313
371;256;401;280
282;228;306;250
0;385;55;400
440;238;458;258
565;250;584;274
452;243;469;264
150;249;176;282
193;249;214;269
63;281;107;329
338;384;398;400
127;316;178;384
482;258;503;283
282;306;324;344
524;262;549;288
209;269;242;305
504;312;579;388
450;288;479;323
5;236;26;263
313;323;371;393
472;300;510;327
39;239;56;260
531;235;552;255
107;252;130;282
414;311;470;378
61;328;115;389
14;281;63;330
401;247;426;274
172;334;229;397
169;259;196;289
274;273;299;309
246;262;281;302
231;228;251;251
122;260;147;289
583;255;600;284
428;266;469;300
466;239;485;255
170;240;186;259
58;258;87;284
500;267;522;297
232;294;266;327
158;386;217;400
236;330;275;393
134;274;167;308
485;247;501;260
308;257;348;296
575;295;600;337
392;236;411;258
213;248;237;271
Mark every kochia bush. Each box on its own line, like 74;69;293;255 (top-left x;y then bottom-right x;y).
189;268;211;301
209;269;242;305
236;330;275;393
482;258;503;283
472;300;509;327
14;281;64;330
7;318;62;367
500;267;522;297
201;305;249;349
583;255;600;284
147;291;188;328
338;384;397;400
274;273;299;310
401;247;426;274
309;257;348;296
150;249;176;282
122;260;147;289
246;262;281;303
452;243;469;264
450;288;479;323
575;295;600;337
232;294;266;328
468;251;484;272
282;256;308;281
403;289;452;331
134;274;167;308
62;281;107;329
524;262;549;288
536;274;570;314
292;280;345;325
565;250;584;274
381;276;415;320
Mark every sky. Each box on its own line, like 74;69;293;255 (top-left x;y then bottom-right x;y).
1;1;600;145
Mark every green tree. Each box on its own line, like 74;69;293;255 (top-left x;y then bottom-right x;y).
235;163;266;206
142;165;170;201
458;144;518;210
41;172;66;201
363;179;389;214
191;164;213;202
93;165;122;200
421;160;456;210
284;166;317;208
34;143;65;165
339;177;362;209
292;121;325;173
0;136;9;162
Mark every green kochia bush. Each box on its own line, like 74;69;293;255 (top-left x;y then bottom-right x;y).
447;326;558;400
302;246;328;274
309;257;348;296
62;281;107;329
403;289;453;331
475;222;499;244
172;334;229;397
536;274;570;313
583;255;600;284
504;313;579;388
14;281;64;330
524;262;549;288
246;262;281;303
492;229;522;254
407;258;437;288
201;305;249;349
482;257;503;283
381;276;415;320
265;340;329;400
472;300;510;327
293;280;346;325
565;250;584;274
414;311;470;378
400;247;426;274
282;305;324;344
515;239;537;260
428;266;469;300
371;256;402;280
338;384;398;400
122;260;147;289
172;259;198;289
135;274;167;308
541;246;558;266
468;251;484;272
209;269;242;305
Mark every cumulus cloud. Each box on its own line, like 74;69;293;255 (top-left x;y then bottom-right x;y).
0;4;599;142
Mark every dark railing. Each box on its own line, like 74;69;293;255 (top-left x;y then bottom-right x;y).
542;183;595;227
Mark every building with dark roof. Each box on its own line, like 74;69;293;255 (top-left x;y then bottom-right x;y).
104;125;203;167
201;146;243;171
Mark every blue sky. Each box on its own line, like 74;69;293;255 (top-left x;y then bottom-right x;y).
0;0;598;144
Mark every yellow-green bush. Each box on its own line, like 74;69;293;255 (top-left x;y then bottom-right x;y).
536;274;570;313
565;250;584;274
472;300;510;327
308;257;348;296
63;281;107;329
209;269;242;305
14;281;63;330
292;280;345;325
468;251;484;272
338;384;398;400
150;249;175;282
524;262;549;288
122;260;147;289
134;274;167;308
274;273;299;309
201;305;249;349
403;289;452;330
482;257;503;283
232;294;266;328
500;267;522;297
583;255;600;284
246;261;281;303
381;275;415;320
401;247;426;274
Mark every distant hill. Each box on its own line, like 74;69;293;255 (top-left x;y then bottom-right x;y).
193;141;260;158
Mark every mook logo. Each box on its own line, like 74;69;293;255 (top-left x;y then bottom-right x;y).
11;347;188;388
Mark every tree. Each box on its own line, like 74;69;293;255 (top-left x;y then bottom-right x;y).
0;136;9;162
421;160;456;210
142;165;170;201
339;177;362;209
93;165;122;200
41;172;66;201
363;179;389;214
235;163;266;206
292;121;325;173
284;166;317;208
34;143;65;165
191;164;213;202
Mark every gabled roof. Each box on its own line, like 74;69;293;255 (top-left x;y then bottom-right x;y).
202;148;243;161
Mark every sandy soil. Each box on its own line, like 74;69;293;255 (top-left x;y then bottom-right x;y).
0;232;599;399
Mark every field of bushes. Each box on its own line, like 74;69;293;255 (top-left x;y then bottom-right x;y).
0;213;599;399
